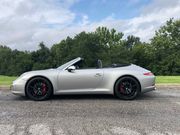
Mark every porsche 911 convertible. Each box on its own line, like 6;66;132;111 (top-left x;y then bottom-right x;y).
11;57;155;101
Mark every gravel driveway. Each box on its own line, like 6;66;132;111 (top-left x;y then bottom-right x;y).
0;87;180;135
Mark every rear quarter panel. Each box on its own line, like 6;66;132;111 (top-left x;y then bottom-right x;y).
97;64;152;94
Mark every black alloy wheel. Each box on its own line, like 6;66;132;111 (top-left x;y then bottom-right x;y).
26;77;53;101
114;76;140;100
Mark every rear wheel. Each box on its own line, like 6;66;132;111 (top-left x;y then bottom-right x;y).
26;77;53;101
114;76;140;100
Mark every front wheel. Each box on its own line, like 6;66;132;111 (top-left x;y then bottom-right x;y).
114;76;140;100
26;77;53;101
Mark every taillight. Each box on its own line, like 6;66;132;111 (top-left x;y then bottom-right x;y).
143;72;154;76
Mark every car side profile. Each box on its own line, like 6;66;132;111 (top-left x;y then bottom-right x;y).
11;57;155;101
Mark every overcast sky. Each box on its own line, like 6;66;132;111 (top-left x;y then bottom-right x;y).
0;0;180;50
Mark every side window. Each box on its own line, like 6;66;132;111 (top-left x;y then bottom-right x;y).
73;60;85;69
73;59;101;69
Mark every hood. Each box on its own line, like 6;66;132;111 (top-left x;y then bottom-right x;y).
20;68;58;77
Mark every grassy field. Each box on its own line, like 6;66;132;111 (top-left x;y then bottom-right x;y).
0;75;180;87
156;76;180;84
0;75;17;86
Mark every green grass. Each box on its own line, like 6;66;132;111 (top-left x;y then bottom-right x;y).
0;75;180;87
156;76;180;84
0;75;17;86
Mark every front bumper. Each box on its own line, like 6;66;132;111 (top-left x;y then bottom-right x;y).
11;79;26;96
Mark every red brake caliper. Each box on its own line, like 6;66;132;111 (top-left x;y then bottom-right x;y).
42;82;47;95
119;83;124;94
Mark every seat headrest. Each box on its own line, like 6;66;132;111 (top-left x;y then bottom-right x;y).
97;59;102;68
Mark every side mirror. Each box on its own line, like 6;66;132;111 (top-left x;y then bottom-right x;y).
67;66;76;72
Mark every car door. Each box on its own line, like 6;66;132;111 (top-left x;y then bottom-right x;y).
58;68;103;91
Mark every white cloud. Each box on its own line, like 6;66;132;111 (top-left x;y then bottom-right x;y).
0;0;180;50
75;0;180;42
123;0;180;41
81;15;89;26
0;0;77;50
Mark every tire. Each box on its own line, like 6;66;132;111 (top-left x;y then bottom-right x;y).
26;77;53;101
114;76;140;100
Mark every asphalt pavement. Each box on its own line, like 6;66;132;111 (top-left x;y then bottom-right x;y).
0;87;180;135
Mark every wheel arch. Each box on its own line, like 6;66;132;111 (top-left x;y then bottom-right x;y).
113;75;142;95
25;75;54;96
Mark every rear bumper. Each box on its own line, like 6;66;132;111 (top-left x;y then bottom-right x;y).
141;85;156;93
140;75;156;93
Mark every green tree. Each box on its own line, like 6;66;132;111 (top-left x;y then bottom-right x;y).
94;27;125;65
31;42;52;70
1;19;180;76
0;46;12;75
150;19;180;75
0;46;32;76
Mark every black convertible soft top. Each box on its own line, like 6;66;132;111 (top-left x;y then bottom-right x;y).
111;63;131;68
102;63;131;68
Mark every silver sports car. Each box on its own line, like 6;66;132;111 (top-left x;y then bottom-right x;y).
11;57;155;101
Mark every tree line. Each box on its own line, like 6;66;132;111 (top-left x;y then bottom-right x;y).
0;19;180;76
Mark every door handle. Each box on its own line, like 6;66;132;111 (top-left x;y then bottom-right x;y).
95;73;102;77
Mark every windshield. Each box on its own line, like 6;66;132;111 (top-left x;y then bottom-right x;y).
57;57;81;70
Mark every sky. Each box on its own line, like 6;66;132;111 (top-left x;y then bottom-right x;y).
0;0;180;50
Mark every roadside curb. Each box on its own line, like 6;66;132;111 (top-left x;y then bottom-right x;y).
156;84;180;87
156;84;180;90
0;86;10;90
